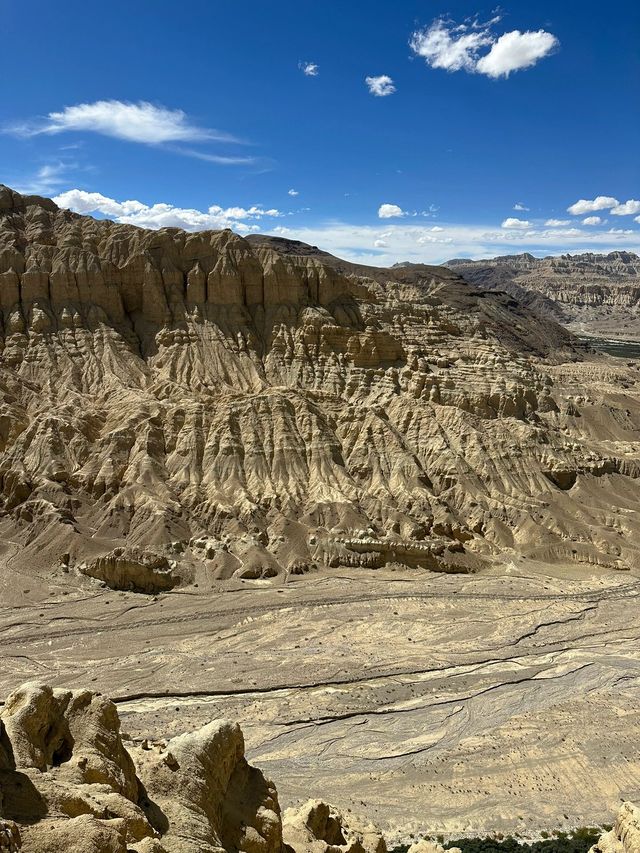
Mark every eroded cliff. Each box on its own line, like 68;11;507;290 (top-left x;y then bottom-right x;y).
1;186;640;582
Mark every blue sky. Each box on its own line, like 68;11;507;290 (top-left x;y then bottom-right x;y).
1;0;638;264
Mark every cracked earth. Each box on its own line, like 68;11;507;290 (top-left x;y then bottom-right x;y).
2;555;640;843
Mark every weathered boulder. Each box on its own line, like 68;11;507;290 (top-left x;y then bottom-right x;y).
133;720;282;853
0;682;138;799
79;548;182;593
0;681;294;853
592;803;640;853
283;800;386;853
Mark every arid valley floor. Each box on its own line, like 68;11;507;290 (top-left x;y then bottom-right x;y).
3;554;640;843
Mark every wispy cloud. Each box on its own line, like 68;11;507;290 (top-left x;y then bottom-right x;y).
410;15;558;79
6;100;234;144
513;202;529;211
53;188;283;233
288;188;299;196
4;100;254;165
299;61;319;77
11;161;75;195
365;75;396;96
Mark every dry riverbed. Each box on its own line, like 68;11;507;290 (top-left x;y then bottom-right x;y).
2;557;640;844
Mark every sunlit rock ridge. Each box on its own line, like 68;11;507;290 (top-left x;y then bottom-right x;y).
2;184;640;582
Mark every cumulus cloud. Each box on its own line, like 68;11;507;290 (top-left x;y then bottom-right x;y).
288;188;299;196
513;202;529;211
582;216;603;225
410;15;558;78
476;30;558;78
611;199;640;216
502;217;531;228
378;203;406;219
53;189;282;233
299;61;319;76
545;218;570;226
365;75;396;96
266;221;640;267
567;196;619;215
7;100;235;145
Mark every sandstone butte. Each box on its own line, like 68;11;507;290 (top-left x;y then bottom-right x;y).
1;184;640;586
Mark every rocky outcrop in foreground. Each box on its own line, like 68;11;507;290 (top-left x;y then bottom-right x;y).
592;803;640;853
0;681;385;853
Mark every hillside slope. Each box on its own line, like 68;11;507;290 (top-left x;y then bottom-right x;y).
1;186;640;582
446;252;640;340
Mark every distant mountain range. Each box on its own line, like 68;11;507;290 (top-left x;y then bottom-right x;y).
445;251;640;340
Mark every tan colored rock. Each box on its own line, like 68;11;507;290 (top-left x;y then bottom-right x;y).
1;682;138;799
133;719;282;853
0;680;286;853
446;251;640;340
21;814;127;853
408;841;461;853
0;820;21;852
283;799;386;853
1;185;640;582
592;803;640;853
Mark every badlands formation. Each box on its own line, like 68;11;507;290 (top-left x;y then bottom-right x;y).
446;252;640;341
2;185;640;841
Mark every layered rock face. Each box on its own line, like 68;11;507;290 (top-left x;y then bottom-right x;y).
0;680;380;853
446;252;640;339
2;186;640;580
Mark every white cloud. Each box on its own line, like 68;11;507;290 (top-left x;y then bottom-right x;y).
288;188;299;196
513;202;529;211
410;18;493;73
53;189;282;233
299;61;319;76
501;217;531;228
636;216;640;225
44;188;640;268
582;216;603;225
267;221;640;266
378;203;406;219
545;218;570;226
410;16;558;78
567;196;619;215
611;199;640;216
476;30;558;78
365;75;396;97
7;100;235;145
12;162;72;195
